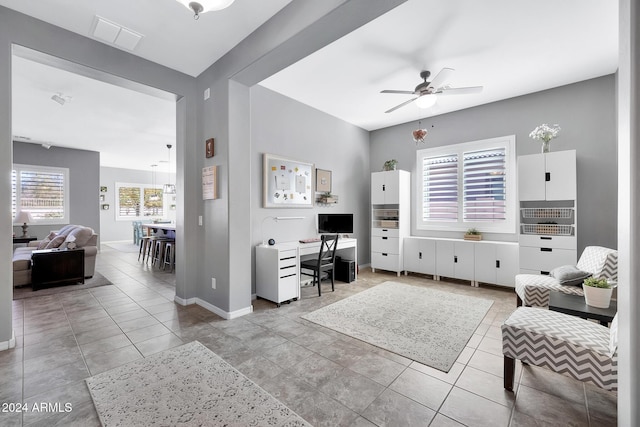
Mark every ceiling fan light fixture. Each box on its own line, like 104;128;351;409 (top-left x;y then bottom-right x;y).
415;94;437;109
175;0;235;19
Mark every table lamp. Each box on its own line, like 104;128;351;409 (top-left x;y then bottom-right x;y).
14;210;34;238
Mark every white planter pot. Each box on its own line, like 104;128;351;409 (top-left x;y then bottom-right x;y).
582;284;614;308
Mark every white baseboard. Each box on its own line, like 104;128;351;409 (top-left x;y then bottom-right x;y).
0;331;16;352
173;295;253;320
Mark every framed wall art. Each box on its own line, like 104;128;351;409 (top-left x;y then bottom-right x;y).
316;169;332;193
263;153;314;208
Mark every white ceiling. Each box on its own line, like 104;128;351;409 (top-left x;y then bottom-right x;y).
4;0;619;170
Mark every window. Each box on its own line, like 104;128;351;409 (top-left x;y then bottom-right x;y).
115;182;163;221
417;135;516;233
12;164;69;225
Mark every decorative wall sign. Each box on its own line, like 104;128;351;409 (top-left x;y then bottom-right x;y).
205;138;215;158
101;204;110;210
263;153;313;208
316;169;332;193
202;165;218;200
100;186;107;193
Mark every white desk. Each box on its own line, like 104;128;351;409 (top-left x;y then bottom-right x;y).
255;238;357;306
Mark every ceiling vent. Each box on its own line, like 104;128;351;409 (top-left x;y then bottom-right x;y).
92;16;143;51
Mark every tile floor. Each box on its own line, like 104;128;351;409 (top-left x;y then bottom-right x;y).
0;245;617;426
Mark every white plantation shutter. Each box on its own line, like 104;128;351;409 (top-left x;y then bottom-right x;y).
422;154;459;221
417;135;516;233
12;165;69;223
463;148;507;222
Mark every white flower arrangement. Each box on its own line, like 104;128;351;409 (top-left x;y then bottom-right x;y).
529;124;561;143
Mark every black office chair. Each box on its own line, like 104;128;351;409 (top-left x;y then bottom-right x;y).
300;234;339;296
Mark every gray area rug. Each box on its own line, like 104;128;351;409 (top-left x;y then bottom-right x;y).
86;341;310;427
13;272;112;300
301;281;494;372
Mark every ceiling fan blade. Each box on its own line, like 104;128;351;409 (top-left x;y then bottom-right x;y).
437;86;483;95
427;67;455;90
385;97;418;113
381;90;415;95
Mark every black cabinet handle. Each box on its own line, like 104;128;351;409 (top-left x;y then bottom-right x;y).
545;172;551;182
541;271;550;275
540;236;552;240
382;184;386;191
454;255;458;263
419;252;422;259
541;248;552;252
382;237;388;240
496;260;500;268
382;253;388;256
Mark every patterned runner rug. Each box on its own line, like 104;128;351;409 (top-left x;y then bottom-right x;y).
86;341;310;426
301;281;493;372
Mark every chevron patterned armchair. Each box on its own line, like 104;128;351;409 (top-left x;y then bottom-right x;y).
515;246;618;308
502;307;618;391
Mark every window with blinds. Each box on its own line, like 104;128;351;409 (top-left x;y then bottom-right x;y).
463;148;506;221
417;135;516;233
12;164;69;224
115;182;165;220
421;154;459;221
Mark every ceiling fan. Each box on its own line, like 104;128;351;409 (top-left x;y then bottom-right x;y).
381;68;483;113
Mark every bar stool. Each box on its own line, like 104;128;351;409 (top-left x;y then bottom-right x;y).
152;238;174;267
138;235;153;262
162;241;175;272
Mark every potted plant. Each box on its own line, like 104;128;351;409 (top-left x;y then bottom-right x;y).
383;159;398;171
464;228;482;241
582;277;616;308
318;191;337;204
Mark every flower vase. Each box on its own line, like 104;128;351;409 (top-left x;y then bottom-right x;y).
541;140;551;153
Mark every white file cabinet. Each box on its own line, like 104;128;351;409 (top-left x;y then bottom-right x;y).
255;245;299;306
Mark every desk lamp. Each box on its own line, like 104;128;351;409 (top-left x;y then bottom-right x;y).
15;211;34;238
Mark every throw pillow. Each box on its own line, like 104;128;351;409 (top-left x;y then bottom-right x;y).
37;232;58;249
44;234;66;249
550;265;592;286
65;226;93;247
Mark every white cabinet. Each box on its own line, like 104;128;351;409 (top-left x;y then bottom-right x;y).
474;242;519;287
403;237;519;288
371;170;410;276
255;245;299;306
518;150;576;201
518;150;577;274
436;240;475;282
403;237;436;276
371;170;402;205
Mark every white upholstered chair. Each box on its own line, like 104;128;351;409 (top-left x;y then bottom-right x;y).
502;307;618;392
515;246;618;308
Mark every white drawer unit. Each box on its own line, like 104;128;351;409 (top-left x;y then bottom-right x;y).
371;170;410;276
517;150;577;274
255;246;299;306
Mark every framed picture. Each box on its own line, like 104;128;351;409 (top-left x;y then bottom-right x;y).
316;169;332;193
263;153;313;208
101;204;110;210
205;138;215;158
100;186;107;193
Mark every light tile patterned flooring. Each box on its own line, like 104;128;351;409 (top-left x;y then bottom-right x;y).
0;245;617;426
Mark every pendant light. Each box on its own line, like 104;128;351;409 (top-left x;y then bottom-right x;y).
412;120;428;143
163;144;176;195
149;164;161;202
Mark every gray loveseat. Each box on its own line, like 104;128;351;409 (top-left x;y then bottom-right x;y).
13;224;98;287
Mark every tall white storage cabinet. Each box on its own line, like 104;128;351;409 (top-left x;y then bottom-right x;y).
517;150;577;274
371;170;410;276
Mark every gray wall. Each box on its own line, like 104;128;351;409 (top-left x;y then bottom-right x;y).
250;85;370;290
370;75;618;254
99;166;177;243
12;141;100;239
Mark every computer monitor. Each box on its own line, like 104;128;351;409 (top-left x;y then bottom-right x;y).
317;213;354;234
